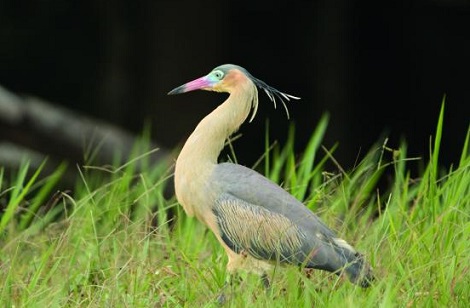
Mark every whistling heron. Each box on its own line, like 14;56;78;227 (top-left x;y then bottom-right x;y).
168;64;373;290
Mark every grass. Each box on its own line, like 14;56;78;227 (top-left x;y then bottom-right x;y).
0;102;469;307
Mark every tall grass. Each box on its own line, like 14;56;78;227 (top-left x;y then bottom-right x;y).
0;104;468;307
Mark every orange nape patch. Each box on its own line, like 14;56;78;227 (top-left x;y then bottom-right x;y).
219;69;250;90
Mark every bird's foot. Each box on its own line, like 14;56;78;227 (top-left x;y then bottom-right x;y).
216;292;227;306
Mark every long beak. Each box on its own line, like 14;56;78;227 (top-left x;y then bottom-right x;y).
168;76;211;95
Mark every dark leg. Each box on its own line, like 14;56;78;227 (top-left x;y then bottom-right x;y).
217;273;242;305
261;272;271;289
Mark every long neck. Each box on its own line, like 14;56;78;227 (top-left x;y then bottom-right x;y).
177;83;256;166
174;78;257;218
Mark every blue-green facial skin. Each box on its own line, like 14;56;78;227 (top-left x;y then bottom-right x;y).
206;69;225;85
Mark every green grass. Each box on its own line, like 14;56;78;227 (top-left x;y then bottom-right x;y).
1;103;469;307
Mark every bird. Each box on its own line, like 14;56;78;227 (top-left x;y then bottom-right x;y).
168;64;373;291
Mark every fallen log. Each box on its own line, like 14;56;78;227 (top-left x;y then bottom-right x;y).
0;85;172;188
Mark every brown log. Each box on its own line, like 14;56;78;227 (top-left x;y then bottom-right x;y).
0;84;171;178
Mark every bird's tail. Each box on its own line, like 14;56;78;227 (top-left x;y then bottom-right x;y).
332;238;374;288
343;250;374;288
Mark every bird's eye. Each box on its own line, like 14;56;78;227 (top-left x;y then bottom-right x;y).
213;70;224;80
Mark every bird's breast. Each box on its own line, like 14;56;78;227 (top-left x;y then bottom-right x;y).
174;158;217;220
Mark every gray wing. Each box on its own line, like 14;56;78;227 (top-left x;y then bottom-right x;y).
211;162;336;238
213;193;336;269
210;163;354;271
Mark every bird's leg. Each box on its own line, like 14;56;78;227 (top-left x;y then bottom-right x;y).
227;272;243;286
261;272;271;289
217;272;242;305
296;267;314;294
260;272;274;298
304;267;314;279
217;249;250;304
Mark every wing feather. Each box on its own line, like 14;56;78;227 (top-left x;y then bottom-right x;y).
210;163;359;271
214;193;320;265
211;163;336;238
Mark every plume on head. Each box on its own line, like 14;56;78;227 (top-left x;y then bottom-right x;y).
247;73;300;122
214;64;300;123
244;69;300;122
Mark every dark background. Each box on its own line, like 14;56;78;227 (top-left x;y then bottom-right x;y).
1;0;469;173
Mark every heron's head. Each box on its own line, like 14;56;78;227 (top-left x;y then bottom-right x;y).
168;64;300;119
167;64;250;95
